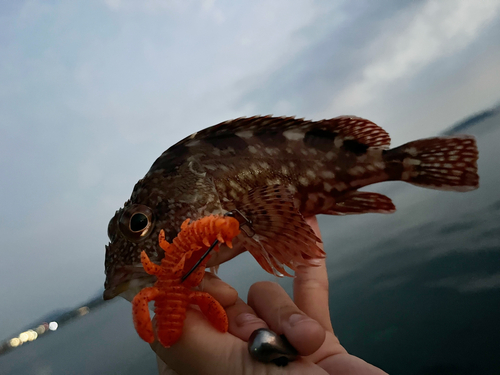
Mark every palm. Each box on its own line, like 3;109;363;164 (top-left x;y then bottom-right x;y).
152;217;387;375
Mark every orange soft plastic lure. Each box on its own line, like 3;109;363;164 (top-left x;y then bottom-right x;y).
132;215;240;347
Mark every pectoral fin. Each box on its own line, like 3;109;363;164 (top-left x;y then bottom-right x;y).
228;185;325;276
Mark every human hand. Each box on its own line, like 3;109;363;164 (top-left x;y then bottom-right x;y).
152;216;387;374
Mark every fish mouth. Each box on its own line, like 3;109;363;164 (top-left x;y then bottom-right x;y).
103;266;156;301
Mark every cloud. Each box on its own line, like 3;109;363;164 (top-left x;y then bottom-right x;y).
330;0;500;113
103;0;189;12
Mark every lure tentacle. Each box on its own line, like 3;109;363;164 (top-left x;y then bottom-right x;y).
132;287;160;343
141;250;162;276
189;291;228;333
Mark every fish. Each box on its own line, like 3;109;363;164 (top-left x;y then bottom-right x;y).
104;115;479;301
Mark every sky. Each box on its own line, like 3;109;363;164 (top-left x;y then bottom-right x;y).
1;0;500;339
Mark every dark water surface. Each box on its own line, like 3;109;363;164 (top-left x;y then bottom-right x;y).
1;113;499;374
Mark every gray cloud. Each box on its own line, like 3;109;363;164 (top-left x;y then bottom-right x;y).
237;0;500;144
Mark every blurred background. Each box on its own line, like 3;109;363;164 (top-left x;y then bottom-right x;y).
1;1;499;374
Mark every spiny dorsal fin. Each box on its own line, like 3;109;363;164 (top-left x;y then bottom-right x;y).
151;116;391;176
178;115;391;149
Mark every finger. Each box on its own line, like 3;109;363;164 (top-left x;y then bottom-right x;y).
198;272;238;308
201;273;269;341
248;281;326;356
151;310;247;375
226;297;268;341
152;310;325;375
294;216;333;332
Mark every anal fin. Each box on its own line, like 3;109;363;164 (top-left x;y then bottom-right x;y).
325;191;395;215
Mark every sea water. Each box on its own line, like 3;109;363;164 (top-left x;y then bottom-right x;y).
1;113;499;375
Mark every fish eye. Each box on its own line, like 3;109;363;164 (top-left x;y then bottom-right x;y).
118;204;155;241
130;213;148;232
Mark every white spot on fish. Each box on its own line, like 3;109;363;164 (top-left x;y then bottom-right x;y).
323;182;333;192
236;130;253;138
335;182;348;191
406;147;418;156
334;137;343;148
348;166;366;176
265;147;280;156
266;178;281;185
187;139;201;147
283;129;303;141
321;171;335;179
229;180;241;190
325;151;336;160
248;145;258;154
403;158;421;167
287;184;297;194
204;164;218;171
306;170;316;179
299;176;309;186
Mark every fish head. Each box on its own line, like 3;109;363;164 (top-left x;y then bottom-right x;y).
103;167;217;300
104;200;162;301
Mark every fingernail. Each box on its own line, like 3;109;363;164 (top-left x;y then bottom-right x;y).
235;313;263;327
288;313;314;327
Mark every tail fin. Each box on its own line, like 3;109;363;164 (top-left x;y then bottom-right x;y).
383;135;479;192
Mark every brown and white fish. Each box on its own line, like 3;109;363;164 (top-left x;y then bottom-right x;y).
104;116;479;300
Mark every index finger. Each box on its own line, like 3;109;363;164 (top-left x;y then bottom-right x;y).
293;216;333;332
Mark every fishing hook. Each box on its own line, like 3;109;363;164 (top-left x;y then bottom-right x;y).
180;209;254;283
